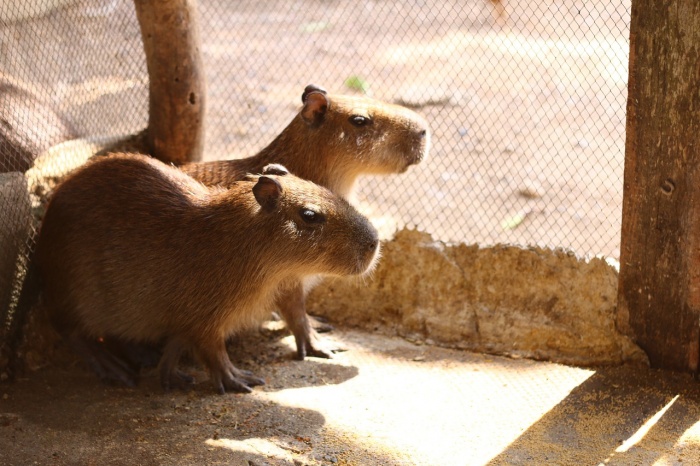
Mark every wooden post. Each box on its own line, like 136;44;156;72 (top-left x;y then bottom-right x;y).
133;0;205;165
618;1;700;372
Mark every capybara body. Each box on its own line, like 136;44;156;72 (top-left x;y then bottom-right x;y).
180;85;429;358
34;153;379;393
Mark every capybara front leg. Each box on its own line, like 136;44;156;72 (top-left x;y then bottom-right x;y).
276;281;340;360
198;340;265;394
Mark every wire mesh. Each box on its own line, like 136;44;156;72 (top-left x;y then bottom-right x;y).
0;0;630;370
196;0;629;258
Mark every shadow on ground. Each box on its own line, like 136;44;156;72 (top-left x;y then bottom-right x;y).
2;326;700;465
488;366;700;465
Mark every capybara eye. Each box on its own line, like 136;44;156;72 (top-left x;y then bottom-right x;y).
349;115;370;127
300;208;325;224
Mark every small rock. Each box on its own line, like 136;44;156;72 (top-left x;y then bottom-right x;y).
457;127;469;137
575;138;589;148
395;86;452;108
413;355;426;362
503;142;516;153
519;181;545;199
149;400;162;410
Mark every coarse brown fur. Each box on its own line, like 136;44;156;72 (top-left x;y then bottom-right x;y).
179;84;430;359
34;153;379;393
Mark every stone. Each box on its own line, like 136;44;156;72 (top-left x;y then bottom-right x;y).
307;228;647;367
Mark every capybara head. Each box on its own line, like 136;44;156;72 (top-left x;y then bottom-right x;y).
296;84;430;176
248;163;380;277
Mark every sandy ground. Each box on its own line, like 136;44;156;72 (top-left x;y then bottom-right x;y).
2;327;700;466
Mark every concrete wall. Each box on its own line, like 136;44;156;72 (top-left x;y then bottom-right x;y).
308;228;647;366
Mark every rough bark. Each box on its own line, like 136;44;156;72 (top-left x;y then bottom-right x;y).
618;1;700;372
133;0;205;164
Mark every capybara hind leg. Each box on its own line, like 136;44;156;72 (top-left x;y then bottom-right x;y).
158;338;195;392
198;342;265;394
275;283;339;360
67;334;139;387
102;337;162;370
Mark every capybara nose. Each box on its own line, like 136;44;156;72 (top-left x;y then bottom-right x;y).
362;229;380;257
368;236;379;253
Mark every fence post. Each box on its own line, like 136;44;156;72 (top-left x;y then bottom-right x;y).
618;1;700;373
133;0;205;164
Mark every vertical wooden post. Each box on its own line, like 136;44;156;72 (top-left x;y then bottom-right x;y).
618;1;700;372
133;0;205;165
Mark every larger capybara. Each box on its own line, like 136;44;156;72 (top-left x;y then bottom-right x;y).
34;153;379;393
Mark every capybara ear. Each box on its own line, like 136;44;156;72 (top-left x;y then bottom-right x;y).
261;163;289;176
253;176;283;211
301;90;329;127
301;84;327;103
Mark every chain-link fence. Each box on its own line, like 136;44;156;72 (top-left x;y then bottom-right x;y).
0;0;630;371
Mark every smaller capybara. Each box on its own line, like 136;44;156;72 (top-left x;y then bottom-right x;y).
33;153;379;393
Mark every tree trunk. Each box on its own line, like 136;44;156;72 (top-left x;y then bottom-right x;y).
618;1;700;372
133;0;205;164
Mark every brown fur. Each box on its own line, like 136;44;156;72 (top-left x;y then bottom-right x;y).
182;85;429;198
34;153;379;393
179;85;430;359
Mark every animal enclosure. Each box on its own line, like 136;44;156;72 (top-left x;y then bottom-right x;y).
5;2;700;464
1;1;630;371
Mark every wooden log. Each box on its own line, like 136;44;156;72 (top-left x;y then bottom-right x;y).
618;1;700;372
133;0;205;164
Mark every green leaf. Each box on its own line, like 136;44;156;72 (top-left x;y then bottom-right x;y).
501;209;530;230
344;76;370;94
301;21;330;33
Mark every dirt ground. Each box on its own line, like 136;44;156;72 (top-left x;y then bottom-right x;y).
2;326;700;466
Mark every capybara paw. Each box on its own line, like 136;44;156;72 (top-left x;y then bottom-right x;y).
161;369;195;392
295;329;344;360
212;368;265;394
309;315;334;334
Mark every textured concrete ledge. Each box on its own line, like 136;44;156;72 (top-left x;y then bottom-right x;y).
307;228;647;366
